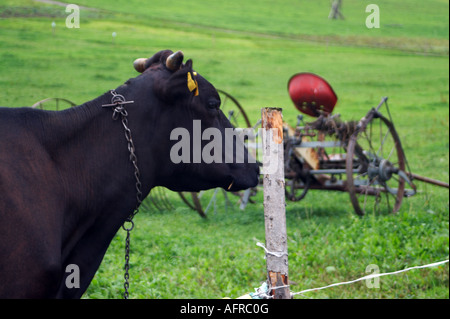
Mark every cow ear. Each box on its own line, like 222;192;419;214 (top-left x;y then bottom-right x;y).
183;59;193;71
183;60;199;96
155;59;198;101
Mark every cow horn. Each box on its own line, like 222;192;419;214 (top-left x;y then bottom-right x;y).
133;58;148;73
166;50;184;71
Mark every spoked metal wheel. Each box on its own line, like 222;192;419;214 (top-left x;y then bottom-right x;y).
346;107;414;216
178;90;253;218
217;89;251;128
31;97;77;110
178;188;247;218
284;139;311;202
285;177;310;202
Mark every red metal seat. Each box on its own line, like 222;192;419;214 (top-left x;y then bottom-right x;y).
288;73;338;117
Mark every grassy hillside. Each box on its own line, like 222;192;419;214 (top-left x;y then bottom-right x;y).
0;0;448;299
59;0;450;39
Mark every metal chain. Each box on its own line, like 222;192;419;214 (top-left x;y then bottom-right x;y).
104;90;143;299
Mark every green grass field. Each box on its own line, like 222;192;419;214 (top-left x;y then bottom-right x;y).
0;0;448;299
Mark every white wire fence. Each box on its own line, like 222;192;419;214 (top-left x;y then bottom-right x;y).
243;242;449;299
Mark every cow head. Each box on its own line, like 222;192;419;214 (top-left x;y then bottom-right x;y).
129;50;259;192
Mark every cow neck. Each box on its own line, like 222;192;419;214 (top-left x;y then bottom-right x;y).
48;90;146;255
51;89;145;210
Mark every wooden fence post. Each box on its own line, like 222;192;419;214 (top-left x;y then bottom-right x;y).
261;107;290;299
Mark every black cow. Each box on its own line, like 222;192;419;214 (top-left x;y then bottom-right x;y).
0;50;259;298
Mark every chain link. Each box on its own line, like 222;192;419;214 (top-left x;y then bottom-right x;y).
104;90;143;299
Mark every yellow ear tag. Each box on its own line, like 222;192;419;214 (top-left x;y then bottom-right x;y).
187;72;199;96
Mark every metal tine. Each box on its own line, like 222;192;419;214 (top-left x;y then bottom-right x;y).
158;187;174;211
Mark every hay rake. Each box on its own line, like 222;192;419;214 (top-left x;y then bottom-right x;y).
283;73;448;215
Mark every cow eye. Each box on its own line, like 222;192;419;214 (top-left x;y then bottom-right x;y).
208;98;220;110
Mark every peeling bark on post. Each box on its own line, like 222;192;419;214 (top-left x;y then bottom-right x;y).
261;108;290;299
